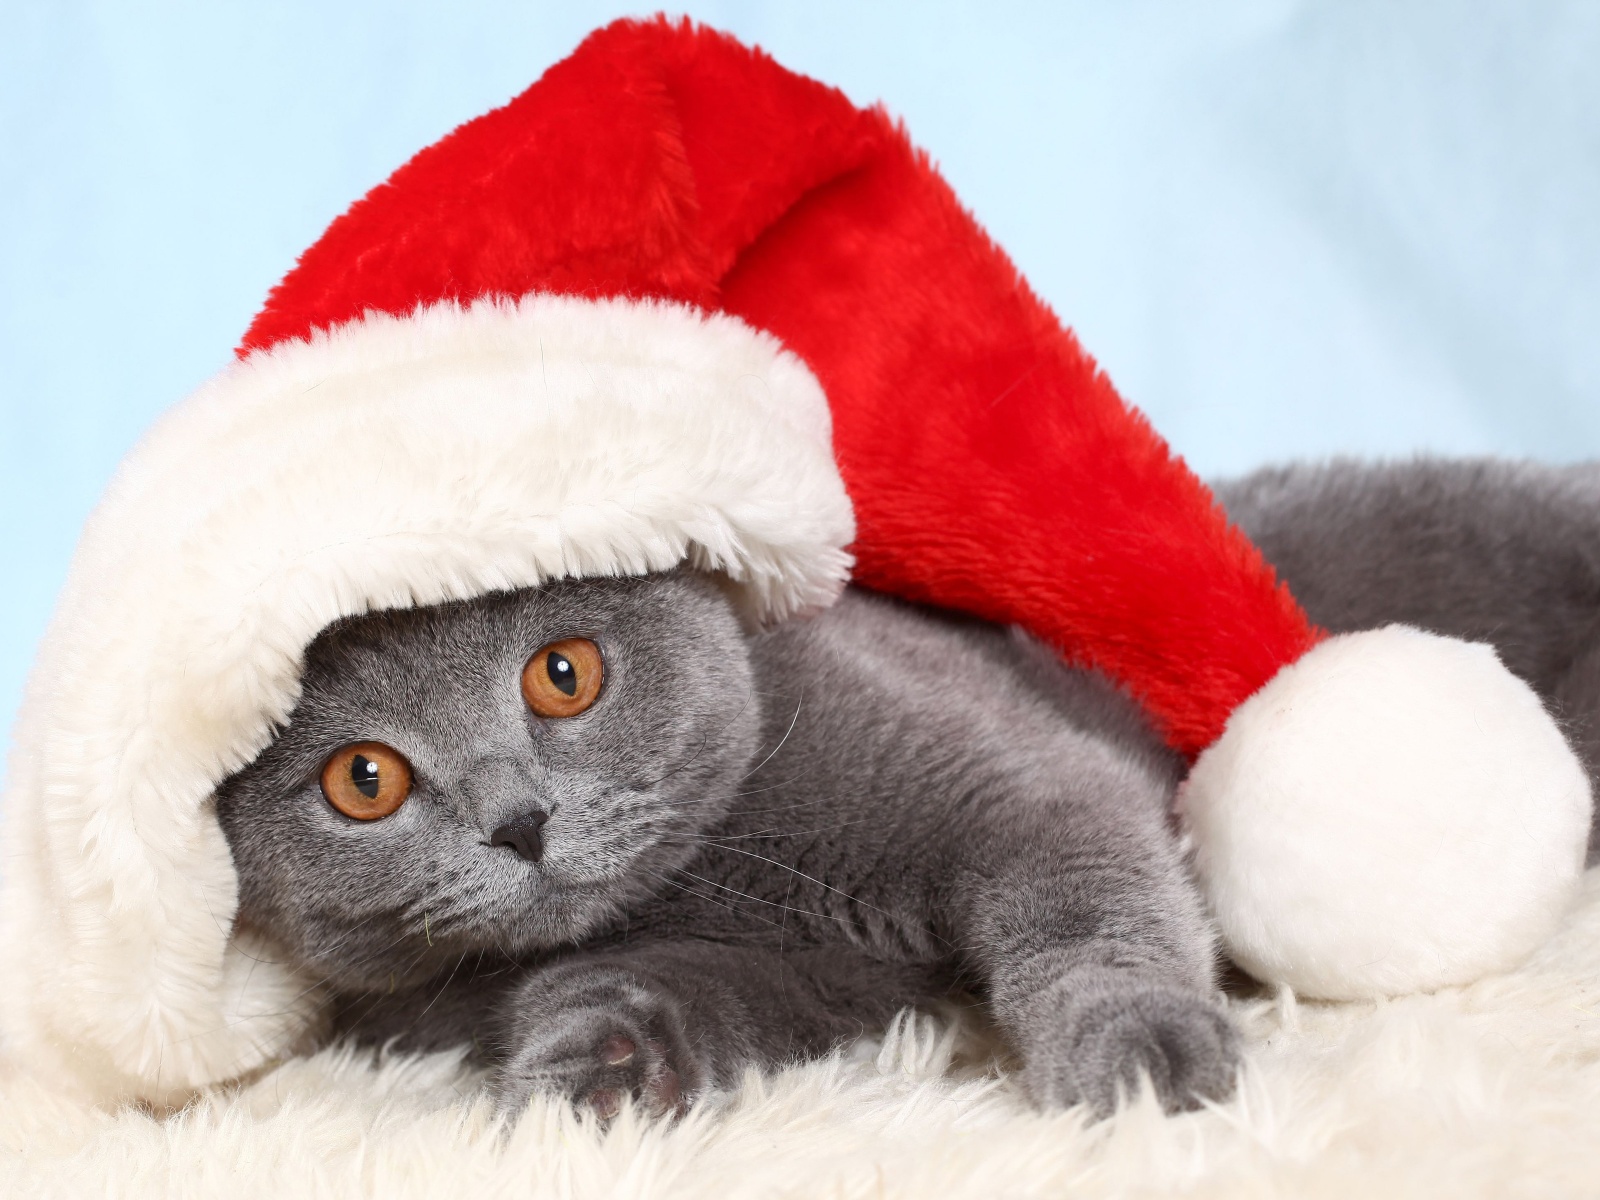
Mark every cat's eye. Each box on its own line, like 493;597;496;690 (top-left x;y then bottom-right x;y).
321;742;413;820
522;637;604;718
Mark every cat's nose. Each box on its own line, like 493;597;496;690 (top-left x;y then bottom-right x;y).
491;811;550;863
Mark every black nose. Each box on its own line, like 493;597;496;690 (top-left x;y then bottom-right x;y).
491;811;550;862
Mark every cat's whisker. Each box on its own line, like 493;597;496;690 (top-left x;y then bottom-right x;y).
721;795;843;817
401;949;474;1039
662;865;864;930
643;869;794;931
674;841;954;949
673;819;870;843
739;691;805;782
636;730;714;790
633;681;763;794
725;755;827;801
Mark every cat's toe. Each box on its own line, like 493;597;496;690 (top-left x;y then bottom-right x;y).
577;1035;690;1120
584;1086;625;1121
1019;967;1239;1118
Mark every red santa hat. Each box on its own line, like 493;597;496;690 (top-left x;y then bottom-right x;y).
1;17;1590;1107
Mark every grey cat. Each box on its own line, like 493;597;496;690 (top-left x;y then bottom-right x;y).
218;574;1230;1120
215;457;1600;1122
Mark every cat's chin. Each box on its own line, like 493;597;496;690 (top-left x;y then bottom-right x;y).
505;882;629;949
488;851;692;957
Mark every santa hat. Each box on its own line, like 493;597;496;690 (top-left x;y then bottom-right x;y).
1;17;1590;1107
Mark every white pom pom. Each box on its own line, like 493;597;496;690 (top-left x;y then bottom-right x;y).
1182;625;1592;1000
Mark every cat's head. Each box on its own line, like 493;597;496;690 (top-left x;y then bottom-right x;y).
216;571;759;991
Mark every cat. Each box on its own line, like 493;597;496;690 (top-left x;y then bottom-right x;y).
216;456;1600;1122
217;572;1233;1120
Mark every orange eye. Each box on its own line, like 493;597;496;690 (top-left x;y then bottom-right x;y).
522;637;604;718
321;742;413;821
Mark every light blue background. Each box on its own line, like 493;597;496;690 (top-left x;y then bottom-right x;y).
3;1;1598;772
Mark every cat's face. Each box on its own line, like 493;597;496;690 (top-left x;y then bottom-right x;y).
216;572;759;991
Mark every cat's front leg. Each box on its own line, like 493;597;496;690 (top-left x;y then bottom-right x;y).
944;778;1239;1117
492;954;703;1119
490;938;934;1119
1000;954;1237;1116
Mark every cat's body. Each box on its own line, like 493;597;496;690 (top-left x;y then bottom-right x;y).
222;575;1230;1117
217;457;1600;1120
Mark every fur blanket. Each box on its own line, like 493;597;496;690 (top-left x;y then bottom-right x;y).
6;871;1600;1199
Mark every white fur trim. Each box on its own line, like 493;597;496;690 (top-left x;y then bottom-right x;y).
1182;625;1593;1000
0;295;853;1105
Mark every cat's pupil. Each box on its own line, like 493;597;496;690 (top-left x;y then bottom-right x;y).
350;755;381;799
547;652;577;696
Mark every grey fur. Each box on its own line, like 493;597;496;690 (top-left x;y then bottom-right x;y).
220;454;1600;1123
1213;457;1600;863
218;574;1232;1119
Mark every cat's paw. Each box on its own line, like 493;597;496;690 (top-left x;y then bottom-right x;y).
491;967;705;1121
1018;966;1238;1118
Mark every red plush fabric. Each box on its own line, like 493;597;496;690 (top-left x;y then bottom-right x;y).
241;19;878;349
722;133;1321;755
240;16;1322;757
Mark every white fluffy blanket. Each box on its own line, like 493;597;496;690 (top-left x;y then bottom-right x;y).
7;871;1600;1199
